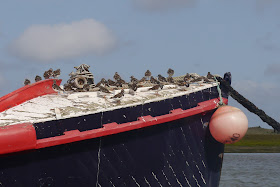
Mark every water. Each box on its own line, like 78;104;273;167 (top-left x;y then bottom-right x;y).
220;153;280;187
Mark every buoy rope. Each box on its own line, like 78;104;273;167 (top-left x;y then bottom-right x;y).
216;77;280;132
214;76;224;106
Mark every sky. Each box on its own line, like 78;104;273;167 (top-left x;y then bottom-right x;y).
0;0;280;129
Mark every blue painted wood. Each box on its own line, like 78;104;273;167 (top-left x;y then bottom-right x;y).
0;86;226;187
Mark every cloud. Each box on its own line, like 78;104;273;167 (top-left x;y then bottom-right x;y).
9;19;117;62
133;0;195;11
264;64;280;76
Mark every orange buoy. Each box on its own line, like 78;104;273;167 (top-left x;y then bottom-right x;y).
209;106;248;144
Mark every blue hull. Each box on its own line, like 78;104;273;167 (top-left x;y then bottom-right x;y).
0;86;227;187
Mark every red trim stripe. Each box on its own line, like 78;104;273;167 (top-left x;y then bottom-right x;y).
0;97;227;155
0;79;61;113
36;98;227;149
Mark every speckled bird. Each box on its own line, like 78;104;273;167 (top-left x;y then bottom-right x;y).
24;79;31;86
128;82;138;92
184;73;191;82
99;85;111;93
130;76;139;84
113;72;121;81
115;79;126;87
111;89;124;99
149;84;163;90
167;76;174;83
44;68;53;79
52;80;63;92
107;79;116;86
150;76;160;84
96;78;109;87
145;70;152;80
139;77;146;83
167;68;174;77
207;72;214;80
63;83;73;91
35;75;42;82
53;69;61;78
158;74;167;82
128;83;138;95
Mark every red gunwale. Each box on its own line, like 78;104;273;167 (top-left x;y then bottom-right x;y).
0;97;228;155
0;79;61;113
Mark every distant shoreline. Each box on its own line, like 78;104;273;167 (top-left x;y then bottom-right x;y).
224;127;280;153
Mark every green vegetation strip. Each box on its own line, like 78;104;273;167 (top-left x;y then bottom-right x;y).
225;127;280;153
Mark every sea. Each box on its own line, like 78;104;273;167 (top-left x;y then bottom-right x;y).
220;153;280;187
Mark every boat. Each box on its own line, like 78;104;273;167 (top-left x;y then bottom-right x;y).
0;65;230;186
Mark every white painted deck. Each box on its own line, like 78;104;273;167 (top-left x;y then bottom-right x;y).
0;83;218;126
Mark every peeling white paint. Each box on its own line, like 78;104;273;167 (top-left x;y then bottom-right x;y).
0;83;217;126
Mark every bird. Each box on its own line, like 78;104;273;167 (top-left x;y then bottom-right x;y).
184;73;191;82
108;79;116;86
74;64;90;73
139;77;146;83
190;76;204;83
130;76;139;84
52;80;64;92
119;78;126;84
24;79;31;86
207;72;214;80
167;68;174;77
128;83;138;95
167;76;174;83
35;75;42;82
190;76;210;85
53;69;61;78
115;79;124;87
176;81;190;91
189;73;200;80
96;78;109;87
149;84;163;90
113;72;121;81
63;83;73;91
177;80;186;86
150;76;160;84
145;70;152;81
149;84;163;96
99;85;111;93
111;89;125;104
128;83;138;91
44;68;53;79
158;74;167;82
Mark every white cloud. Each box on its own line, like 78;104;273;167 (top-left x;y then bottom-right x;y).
133;0;195;11
9;19;117;62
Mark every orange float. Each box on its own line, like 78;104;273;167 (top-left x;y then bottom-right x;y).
209;106;248;144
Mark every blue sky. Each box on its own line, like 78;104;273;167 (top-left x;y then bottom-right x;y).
1;0;280;129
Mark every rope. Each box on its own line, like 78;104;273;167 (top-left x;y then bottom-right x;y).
216;77;280;132
214;76;224;106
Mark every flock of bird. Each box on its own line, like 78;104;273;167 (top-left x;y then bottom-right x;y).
24;68;216;103
24;68;61;86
